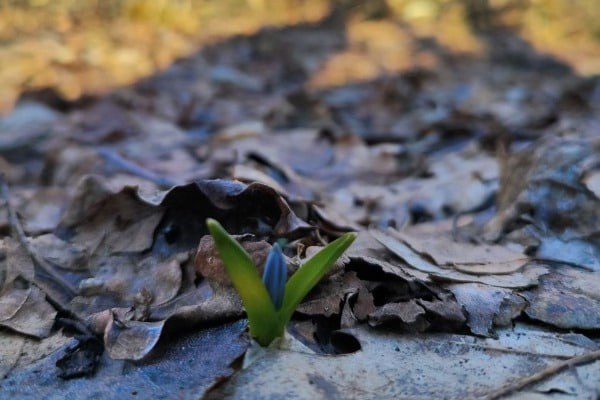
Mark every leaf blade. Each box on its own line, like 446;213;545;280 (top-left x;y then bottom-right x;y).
280;232;356;322
206;219;281;345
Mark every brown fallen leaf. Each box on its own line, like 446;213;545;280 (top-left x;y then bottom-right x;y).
346;231;428;282
71;252;185;315
352;284;377;321
0;238;57;338
0;287;30;321
57;175;164;255
3;237;35;284
448;283;513;337
416;296;467;330
368;299;430;332
152;179;313;255
18;187;67;234
98;283;245;361
104;312;166;361
493;292;527;326
371;229;546;288
29;234;88;271
0;332;25;379
296;294;343;319
389;228;528;275
0;286;57;338
232;164;289;196
296;272;363;319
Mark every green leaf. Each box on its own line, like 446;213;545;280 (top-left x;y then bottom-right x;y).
206;219;281;346
279;232;357;323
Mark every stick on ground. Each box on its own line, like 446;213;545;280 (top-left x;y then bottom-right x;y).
482;349;600;399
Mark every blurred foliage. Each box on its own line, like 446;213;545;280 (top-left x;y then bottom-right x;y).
0;0;329;110
0;0;598;111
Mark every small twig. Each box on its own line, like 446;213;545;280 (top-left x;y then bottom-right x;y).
0;177;77;297
481;349;600;399
442;340;574;360
97;147;177;189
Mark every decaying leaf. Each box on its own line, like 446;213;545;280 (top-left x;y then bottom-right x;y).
29;234;88;271
0;286;57;338
207;323;600;399
371;229;546;288
0;332;25;379
0;238;57;338
56;175;164;255
448;283;513;337
104;316;166;361
1;321;249;399
388;229;529;275
368;300;430;332
18;187;67;234
295;271;362;319
522;267;600;330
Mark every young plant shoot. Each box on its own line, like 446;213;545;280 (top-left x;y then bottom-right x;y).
206;218;356;346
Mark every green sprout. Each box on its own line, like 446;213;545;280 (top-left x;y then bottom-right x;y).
206;218;356;347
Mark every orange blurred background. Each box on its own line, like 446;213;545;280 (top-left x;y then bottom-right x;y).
1;0;599;112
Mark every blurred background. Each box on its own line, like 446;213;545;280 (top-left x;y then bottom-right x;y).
1;0;599;112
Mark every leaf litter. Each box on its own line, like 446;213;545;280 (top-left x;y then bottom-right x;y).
1;3;600;399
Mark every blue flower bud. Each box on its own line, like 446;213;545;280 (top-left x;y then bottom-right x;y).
262;243;286;310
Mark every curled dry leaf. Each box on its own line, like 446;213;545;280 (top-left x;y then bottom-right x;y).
346;231;428;281
70;253;184;315
388;229;529;275
104;314;166;361
371;229;546;288
368;300;430;332
57;175;164;255
295;272;363;319
416;297;467;329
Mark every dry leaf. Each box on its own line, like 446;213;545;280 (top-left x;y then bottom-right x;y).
371;230;546;288
389;229;528;275
208;324;600;399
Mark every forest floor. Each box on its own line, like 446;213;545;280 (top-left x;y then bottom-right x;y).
1;2;599;399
